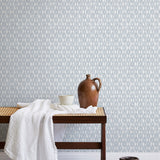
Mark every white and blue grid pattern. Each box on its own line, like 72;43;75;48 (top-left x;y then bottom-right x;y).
0;0;159;152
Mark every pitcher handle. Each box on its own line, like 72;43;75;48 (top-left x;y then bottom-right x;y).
92;78;102;92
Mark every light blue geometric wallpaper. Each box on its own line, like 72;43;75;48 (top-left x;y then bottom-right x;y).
0;0;159;152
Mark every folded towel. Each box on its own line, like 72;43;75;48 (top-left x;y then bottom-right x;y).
17;103;98;114
5;99;97;160
51;103;97;113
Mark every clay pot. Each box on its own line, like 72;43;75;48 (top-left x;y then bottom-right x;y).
78;74;101;108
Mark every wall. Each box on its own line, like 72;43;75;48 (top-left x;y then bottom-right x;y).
0;0;159;152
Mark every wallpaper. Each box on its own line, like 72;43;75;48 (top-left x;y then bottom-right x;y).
0;0;159;152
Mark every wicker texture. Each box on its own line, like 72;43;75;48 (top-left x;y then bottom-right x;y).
0;107;105;117
0;107;19;116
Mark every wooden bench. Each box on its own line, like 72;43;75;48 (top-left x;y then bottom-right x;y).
0;107;107;160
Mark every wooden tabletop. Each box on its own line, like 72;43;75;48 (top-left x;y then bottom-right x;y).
0;107;106;123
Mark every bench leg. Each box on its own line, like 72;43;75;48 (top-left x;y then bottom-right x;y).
0;142;5;149
101;123;106;160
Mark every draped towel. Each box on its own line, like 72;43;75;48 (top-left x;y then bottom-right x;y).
5;99;97;160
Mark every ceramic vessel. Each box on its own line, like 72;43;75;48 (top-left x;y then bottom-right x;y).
59;95;74;105
78;74;101;108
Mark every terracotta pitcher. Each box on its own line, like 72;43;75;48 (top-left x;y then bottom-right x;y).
78;74;101;108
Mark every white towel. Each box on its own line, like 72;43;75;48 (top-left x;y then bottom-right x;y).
17;102;66;142
16;102;97;142
4;99;97;160
51;103;97;113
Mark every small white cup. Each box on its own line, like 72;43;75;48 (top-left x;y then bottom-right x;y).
58;95;74;105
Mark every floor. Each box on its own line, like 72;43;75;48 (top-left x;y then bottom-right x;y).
1;151;159;160
0;152;11;160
